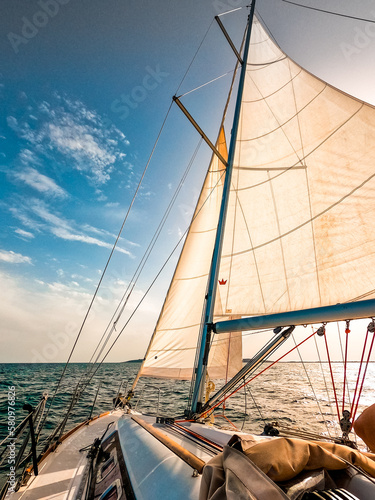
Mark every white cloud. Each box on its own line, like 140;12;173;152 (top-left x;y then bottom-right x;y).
18;149;41;166
50;226;132;256
0;271;159;362
15;228;35;239
8;95;130;186
13;167;68;199
47;121;116;184
0;250;32;264
9;207;43;232
12;198;135;257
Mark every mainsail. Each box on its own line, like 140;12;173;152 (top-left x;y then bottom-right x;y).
217;17;375;318
138;15;375;381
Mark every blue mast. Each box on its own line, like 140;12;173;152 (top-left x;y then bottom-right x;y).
190;0;256;414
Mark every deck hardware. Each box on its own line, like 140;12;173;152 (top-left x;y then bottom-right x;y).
23;404;38;477
317;325;325;336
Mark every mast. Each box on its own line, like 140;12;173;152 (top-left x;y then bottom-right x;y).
190;1;256;414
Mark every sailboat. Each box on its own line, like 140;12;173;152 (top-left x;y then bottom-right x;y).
3;1;375;499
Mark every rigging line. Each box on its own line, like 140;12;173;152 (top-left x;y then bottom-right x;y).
323;332;341;423
351;326;375;422
76;169;228;397
40;100;174;432
175;18;214;96
201;328;319;418
87;104;182;373
291;333;332;438
352;330;375;423
255;9;285;50
350;328;370;418
342;323;350;414
179;71;235;98
241;378;247;431
313;332;334;426
246;385;265;424
336;322;352;412
348;288;375;302
281;0;375;24
79;138;204;384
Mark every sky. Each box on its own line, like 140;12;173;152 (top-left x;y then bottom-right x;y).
1;0;375;363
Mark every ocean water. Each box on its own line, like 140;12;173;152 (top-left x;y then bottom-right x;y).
0;362;374;490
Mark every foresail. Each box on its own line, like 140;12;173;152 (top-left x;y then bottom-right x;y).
215;17;375;319
140;129;242;380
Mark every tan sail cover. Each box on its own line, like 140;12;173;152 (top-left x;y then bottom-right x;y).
139;16;375;380
140;129;242;379
200;437;375;500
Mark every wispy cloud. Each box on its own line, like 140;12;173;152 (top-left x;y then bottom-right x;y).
0;249;32;264
10;198;135;257
15;228;35;239
6;94;131;186
13;166;68;198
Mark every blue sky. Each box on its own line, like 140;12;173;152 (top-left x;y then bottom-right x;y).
1;0;375;363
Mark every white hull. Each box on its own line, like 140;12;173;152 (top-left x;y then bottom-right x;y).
7;408;375;500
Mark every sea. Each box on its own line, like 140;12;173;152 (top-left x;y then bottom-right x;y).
0;362;374;490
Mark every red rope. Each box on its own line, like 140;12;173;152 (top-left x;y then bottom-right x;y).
200;329;318;418
215;414;239;431
223;333;232;411
351;329;375;423
342;323;350;414
350;328;369;419
324;331;341;422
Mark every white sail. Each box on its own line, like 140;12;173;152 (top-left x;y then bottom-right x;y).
138;15;375;381
140;129;242;380
216;18;375;319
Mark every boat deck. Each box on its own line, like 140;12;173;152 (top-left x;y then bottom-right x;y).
10;410;124;500
8;410;241;500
